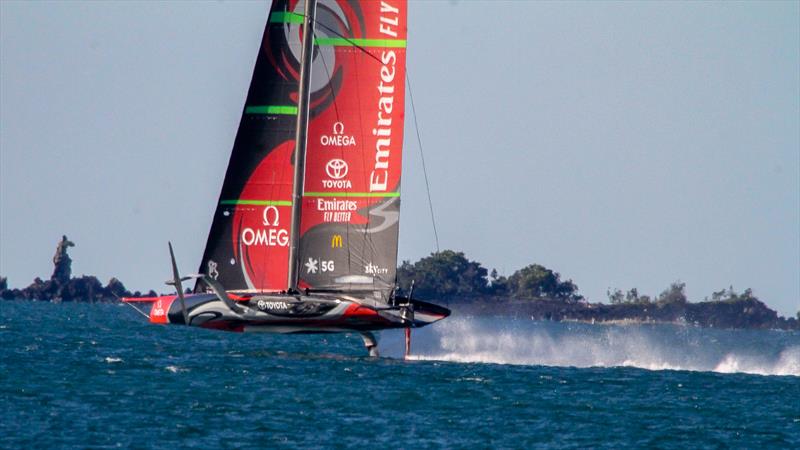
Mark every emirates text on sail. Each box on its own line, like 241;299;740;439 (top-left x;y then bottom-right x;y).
369;1;400;192
318;198;357;222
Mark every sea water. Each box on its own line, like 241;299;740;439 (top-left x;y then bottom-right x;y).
1;300;798;448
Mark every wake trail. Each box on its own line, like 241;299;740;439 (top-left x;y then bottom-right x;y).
382;317;800;377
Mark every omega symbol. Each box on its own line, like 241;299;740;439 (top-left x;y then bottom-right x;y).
262;206;280;226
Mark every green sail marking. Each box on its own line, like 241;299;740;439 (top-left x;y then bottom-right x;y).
314;37;407;48
268;13;405;47
220;200;293;206
269;11;304;24
304;192;400;198
245;105;298;115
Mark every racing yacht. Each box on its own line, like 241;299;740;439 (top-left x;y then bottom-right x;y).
123;0;450;356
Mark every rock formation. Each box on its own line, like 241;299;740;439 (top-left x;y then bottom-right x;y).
0;236;148;302
51;235;75;284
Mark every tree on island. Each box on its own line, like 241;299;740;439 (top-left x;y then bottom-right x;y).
656;281;687;305
706;286;758;303
607;287;652;304
607;288;624;304
505;264;582;301
605;283;777;313
608;282;687;305
397;250;490;298
397;250;582;302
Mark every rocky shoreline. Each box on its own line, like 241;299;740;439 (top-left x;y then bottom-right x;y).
2;276;797;331
441;296;799;331
0;276;154;303
2;236;797;331
3;281;798;331
1;236;156;303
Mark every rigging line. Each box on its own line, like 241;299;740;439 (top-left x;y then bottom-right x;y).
314;31;341;122
121;300;151;320
295;12;384;65
405;70;440;253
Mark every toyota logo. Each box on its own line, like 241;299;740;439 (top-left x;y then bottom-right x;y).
325;159;348;180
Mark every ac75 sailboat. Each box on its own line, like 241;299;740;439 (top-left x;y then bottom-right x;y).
123;0;450;357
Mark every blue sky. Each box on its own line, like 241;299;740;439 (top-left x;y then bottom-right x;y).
1;1;798;316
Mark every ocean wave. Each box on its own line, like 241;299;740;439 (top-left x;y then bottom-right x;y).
393;317;800;377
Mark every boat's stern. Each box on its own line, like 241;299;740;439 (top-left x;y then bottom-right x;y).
408;298;451;327
121;295;178;324
123;294;210;326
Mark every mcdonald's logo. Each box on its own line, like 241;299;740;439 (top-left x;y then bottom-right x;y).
331;235;343;248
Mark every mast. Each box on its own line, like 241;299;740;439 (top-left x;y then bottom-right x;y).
287;0;317;292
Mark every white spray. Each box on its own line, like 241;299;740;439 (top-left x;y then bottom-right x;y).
380;316;800;377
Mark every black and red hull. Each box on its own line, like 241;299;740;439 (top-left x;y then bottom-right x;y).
123;293;449;334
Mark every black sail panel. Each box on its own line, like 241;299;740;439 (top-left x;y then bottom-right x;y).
196;1;306;292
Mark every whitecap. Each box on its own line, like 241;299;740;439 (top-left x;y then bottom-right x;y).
457;377;488;383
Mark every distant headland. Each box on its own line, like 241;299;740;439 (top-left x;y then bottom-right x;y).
0;236;157;303
395;251;799;330
2;238;798;330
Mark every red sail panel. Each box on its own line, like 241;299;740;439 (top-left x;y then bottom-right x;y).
196;1;305;293
297;0;407;298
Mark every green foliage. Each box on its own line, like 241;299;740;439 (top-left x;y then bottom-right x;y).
657;281;687;305
607;288;624;304
396;250;490;299
506;264;581;301
396;252;581;302
489;269;508;294
607;284;764;307
707;286;757;303
607;287;651;305
627;288;651;304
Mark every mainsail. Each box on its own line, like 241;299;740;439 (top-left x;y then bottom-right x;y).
197;0;407;300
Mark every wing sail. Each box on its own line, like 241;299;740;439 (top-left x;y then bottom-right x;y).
197;0;408;299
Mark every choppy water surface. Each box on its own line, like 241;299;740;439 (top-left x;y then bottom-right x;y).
1;301;798;448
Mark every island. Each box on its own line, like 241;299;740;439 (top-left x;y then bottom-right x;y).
395;251;799;330
0;235;157;303
2;239;798;330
